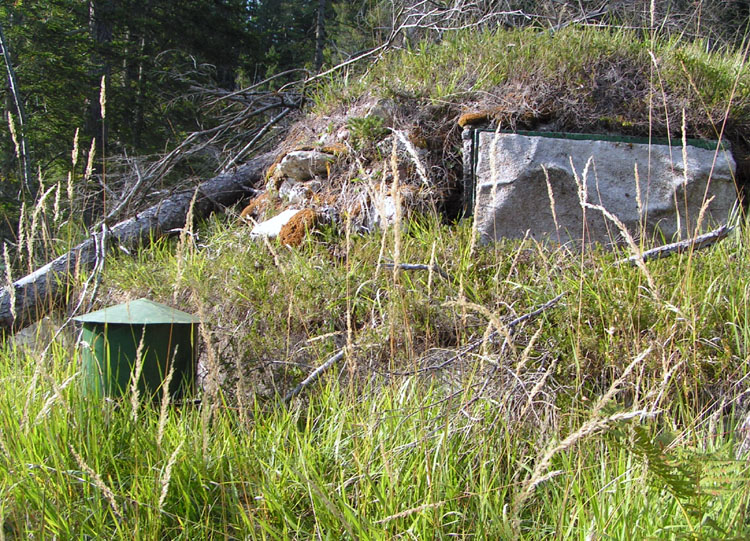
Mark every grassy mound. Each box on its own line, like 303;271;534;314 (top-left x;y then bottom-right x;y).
318;26;750;136
310;26;750;195
3;24;750;539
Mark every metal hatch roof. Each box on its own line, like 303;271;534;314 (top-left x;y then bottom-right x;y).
73;298;200;325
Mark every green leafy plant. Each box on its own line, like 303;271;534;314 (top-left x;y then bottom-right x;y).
346;115;388;149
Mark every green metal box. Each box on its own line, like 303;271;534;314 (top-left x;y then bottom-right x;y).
74;299;200;399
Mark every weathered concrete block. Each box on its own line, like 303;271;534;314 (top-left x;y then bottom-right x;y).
472;132;737;245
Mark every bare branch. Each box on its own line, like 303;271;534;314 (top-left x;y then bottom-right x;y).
616;224;734;266
0;152;275;335
283;349;346;404
0;21;32;192
222;107;292;171
378;261;453;282
386;293;565;376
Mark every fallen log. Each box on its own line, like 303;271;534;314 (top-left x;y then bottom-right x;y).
0;152;276;335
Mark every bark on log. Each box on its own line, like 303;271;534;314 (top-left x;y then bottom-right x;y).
0;152;276;335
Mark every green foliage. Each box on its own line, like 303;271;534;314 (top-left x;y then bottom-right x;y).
12;208;737;538
1;337;749;538
0;0;336;181
345;114;388;149
245;0;322;79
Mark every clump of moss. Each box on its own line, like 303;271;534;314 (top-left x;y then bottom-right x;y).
279;208;319;247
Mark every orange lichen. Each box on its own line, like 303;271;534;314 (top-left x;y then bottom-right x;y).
265;162;279;180
321;143;347;155
346;201;363;218
278;209;318;247
458;107;508;128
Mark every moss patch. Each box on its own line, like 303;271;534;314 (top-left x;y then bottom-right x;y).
278;208;319;247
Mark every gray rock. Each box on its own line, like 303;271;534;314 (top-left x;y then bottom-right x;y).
368;193;397;230
472;132;737;246
307;180;322;194
278;179;312;205
277;150;334;181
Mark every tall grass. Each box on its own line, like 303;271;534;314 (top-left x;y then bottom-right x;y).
1;204;749;538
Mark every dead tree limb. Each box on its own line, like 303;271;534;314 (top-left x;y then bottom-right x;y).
283;349;346;404
617;224;734;266
387;293;565;376
0;151;276;335
378;261;453;282
222;107;292;171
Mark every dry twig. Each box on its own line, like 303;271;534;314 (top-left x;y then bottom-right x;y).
616;224;734;266
387;293;564;376
282;349;346;404
378;260;452;282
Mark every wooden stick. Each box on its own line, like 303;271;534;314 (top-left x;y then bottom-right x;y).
617;224;734;266
0;152;275;335
388;293;564;376
283;349;346;404
379;261;453;282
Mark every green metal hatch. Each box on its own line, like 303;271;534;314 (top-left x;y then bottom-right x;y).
74;299;200;399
